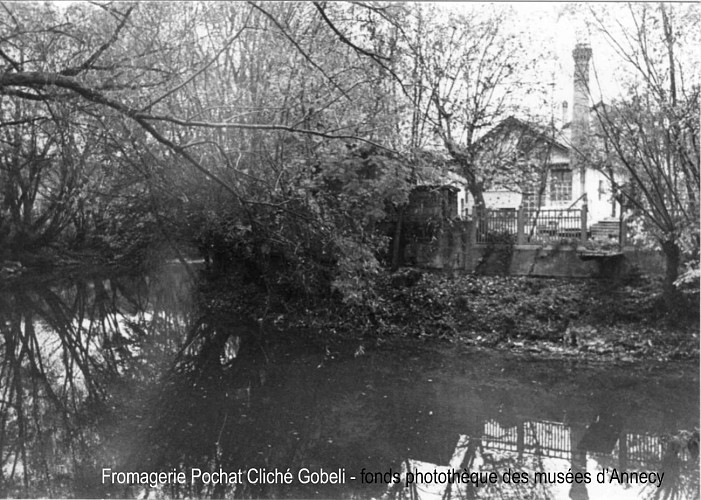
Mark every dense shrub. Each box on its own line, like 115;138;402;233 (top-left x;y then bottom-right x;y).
201;270;698;361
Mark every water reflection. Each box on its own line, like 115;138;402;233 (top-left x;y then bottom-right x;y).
0;268;698;499
0;265;195;497
385;418;698;500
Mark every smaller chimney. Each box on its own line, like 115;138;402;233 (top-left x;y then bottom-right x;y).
561;101;569;127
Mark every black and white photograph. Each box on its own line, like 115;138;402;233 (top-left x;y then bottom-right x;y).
0;2;699;499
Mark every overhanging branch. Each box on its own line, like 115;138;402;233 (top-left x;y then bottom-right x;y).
0;71;401;194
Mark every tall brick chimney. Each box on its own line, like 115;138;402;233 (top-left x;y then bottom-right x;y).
571;43;592;209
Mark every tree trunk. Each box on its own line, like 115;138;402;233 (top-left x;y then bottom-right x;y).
470;183;487;237
390;206;405;272
471;186;486;212
660;238;680;310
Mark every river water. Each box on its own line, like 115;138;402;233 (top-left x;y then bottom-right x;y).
0;263;698;499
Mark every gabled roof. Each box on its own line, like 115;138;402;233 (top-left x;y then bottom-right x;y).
410;149;468;187
477;116;570;155
415;162;467;187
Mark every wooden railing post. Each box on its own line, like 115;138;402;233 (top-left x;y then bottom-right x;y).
476;207;487;244
469;210;477;247
516;207;525;245
580;202;588;244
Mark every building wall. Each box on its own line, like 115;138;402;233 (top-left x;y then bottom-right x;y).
403;218;665;278
465;190;523;215
585;169;618;222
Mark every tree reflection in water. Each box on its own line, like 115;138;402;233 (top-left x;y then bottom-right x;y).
0;267;381;499
0;266;194;497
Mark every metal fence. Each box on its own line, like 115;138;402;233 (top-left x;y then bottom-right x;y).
524;420;572;459
475;209;518;244
480;420;692;467
476;208;585;245
482;419;572;460
524;209;583;244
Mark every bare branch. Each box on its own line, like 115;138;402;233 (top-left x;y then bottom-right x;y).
0;47;21;71
248;1;351;102
0;70;402;194
143;113;394;152
60;5;135;77
313;2;389;62
140;7;254;112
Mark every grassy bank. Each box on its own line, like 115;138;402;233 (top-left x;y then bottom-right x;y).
199;270;700;363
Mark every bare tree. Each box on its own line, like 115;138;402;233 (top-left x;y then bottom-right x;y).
586;3;700;303
401;4;550;208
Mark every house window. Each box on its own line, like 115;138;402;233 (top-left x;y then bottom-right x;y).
549;168;572;202
519;181;541;212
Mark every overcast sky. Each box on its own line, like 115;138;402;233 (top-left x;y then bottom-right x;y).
497;3;626;122
433;2;627;126
48;1;694;127
512;3;623;100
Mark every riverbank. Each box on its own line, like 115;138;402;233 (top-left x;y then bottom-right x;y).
4;259;698;363
199;270;700;363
